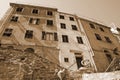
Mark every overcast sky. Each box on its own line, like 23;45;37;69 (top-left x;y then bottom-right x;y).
0;0;120;27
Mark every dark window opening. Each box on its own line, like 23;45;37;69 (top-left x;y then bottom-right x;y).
105;54;112;63
113;47;119;55
77;37;84;44
59;15;64;19
89;23;95;29
16;7;23;12
62;35;69;43
24;48;35;53
32;9;38;14
72;25;77;30
25;30;33;39
64;58;69;62
95;33;102;40
105;36;112;43
47;11;53;16
3;28;13;37
60;23;66;29
100;27;104;32
47;20;53;26
54;32;58;41
11;16;18;22
76;57;83;69
69;17;74;21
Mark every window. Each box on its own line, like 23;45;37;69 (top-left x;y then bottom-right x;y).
60;23;66;29
42;31;58;41
77;37;83;44
29;18;40;25
32;9;38;14
25;30;33;39
62;35;69;42
11;16;18;22
47;20;53;26
47;11;53;16
16;7;23;12
100;27;104;32
3;28;13;37
95;33;102;40
59;15;64;19
54;32;58;41
104;36;112;43
69;17;74;21
72;25;77;30
89;23;95;29
64;58;69;62
105;54;112;63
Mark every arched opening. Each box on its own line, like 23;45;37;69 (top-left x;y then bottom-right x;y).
24;48;35;53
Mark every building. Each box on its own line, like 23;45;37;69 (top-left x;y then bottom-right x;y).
56;12;96;71
0;2;120;80
79;18;120;72
0;3;61;80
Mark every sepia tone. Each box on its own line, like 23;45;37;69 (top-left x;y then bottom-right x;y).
0;3;120;80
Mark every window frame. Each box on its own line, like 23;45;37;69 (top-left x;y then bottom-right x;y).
104;36;112;43
62;35;69;43
47;11;53;16
64;58;69;62
69;17;74;21
95;33;102;40
89;23;95;29
60;23;66;29
72;25;78;30
47;20;53;26
25;30;33;39
16;7;23;12
32;9;39;14
77;37;84;44
2;28;13;37
59;15;65;19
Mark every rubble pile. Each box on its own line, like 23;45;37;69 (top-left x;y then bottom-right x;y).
0;47;62;80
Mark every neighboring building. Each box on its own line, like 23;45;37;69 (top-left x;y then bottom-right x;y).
56;12;96;71
79;18;120;72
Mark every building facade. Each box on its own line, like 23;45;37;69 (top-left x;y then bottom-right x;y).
79;18;120;72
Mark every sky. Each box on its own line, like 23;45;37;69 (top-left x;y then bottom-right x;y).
0;0;120;27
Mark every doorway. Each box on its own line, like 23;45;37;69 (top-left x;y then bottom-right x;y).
76;57;83;69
